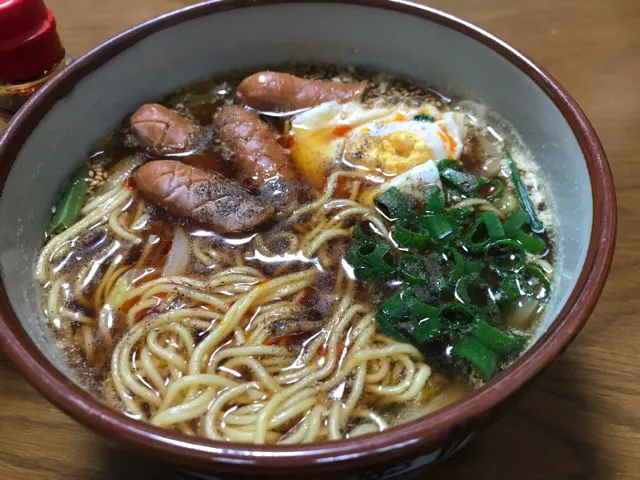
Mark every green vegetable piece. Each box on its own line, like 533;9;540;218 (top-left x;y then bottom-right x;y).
440;168;482;196
480;211;506;241
407;297;441;319
449;249;482;283
346;240;395;279
499;273;533;303
376;312;410;342
465;211;505;253
502;209;528;237
439;303;476;339
393;222;429;249
465;217;491;252
436;159;461;172
412;316;442;343
471;318;524;354
49;167;89;235
398;255;431;287
508;152;544;233
420;214;456;242
440;303;476;324
454;274;495;308
450;207;473;225
352;224;371;241
424;185;445;214
414;114;435;122
484;239;525;277
453;336;498;380
375;187;412;221
380;290;410;319
514;231;546;255
524;264;552;301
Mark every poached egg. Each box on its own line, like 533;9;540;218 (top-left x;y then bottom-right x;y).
289;100;465;193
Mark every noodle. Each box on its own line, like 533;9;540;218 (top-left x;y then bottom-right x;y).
37;172;436;443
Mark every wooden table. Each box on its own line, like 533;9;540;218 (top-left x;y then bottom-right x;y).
1;0;639;478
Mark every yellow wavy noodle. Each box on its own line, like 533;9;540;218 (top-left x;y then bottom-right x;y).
38;172;436;444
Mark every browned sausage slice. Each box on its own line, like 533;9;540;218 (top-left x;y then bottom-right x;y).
134;160;274;233
216;106;297;186
236;71;366;112
130;104;200;153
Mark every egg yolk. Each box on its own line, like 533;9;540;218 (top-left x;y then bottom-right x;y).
344;131;434;176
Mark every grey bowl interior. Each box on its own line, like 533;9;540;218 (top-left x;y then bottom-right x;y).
0;2;591;387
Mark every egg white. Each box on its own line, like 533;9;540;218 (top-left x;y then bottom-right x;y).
290;101;464;188
366;159;442;205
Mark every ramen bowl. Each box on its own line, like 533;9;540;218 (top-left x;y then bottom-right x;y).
0;0;616;478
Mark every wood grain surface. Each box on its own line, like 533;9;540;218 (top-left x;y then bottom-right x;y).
1;0;638;479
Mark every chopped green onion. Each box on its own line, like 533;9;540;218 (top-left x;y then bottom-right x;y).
424;185;445;214
453;336;498;380
352;224;372;241
524;264;552;301
465;217;491;252
471;318;524;354
414;114;435;122
413;316;442;343
419;214;456;242
440;303;476;337
408;297;441;319
393;222;429;249
380;290;409;319
398;255;431;287
514;231;546;255
376;312;409;342
498;274;533;303
346;240;395;278
347;159;544;381
437;159;461;172
454;274;495;308
502;209;528;237
49;167;88;235
375;187;411;221
508;152;543;233
480;211;506;240
485;239;525;277
465;211;506;252
449;249;482;283
440;168;482;196
449;207;473;225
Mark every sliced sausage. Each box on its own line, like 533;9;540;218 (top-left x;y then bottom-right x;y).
179;153;234;177
236;71;366;112
216;106;297;186
134;160;274;233
130;104;200;153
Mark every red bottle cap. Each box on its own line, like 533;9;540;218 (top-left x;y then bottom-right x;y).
0;0;65;84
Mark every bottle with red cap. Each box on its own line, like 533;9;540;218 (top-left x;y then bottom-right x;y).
0;0;69;112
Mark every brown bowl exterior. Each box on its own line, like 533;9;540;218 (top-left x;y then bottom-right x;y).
0;0;616;478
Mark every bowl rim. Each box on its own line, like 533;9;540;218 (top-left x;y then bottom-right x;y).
0;0;616;474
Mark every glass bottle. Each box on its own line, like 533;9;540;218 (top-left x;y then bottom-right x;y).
0;0;69;113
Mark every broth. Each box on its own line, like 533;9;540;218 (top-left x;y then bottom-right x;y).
36;65;555;442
